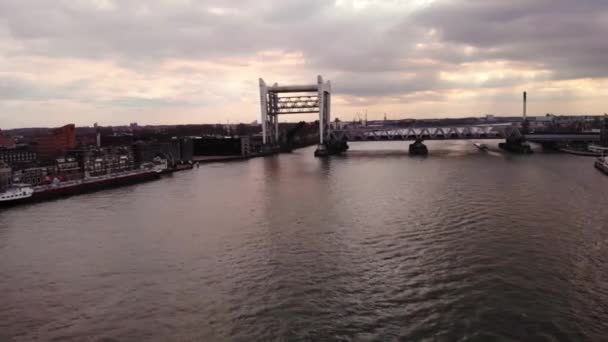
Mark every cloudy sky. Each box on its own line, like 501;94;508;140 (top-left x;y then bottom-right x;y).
1;0;607;128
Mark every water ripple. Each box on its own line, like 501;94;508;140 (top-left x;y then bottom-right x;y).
1;143;608;340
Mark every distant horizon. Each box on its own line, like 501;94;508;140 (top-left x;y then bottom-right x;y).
3;112;607;131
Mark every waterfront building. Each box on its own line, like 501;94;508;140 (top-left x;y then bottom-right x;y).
33;124;77;160
0;146;37;167
55;157;82;181
13;167;54;186
240;136;252;156
0;161;11;189
193;136;257;156
0;129;15;148
132;141;156;165
100;134;134;147
83;147;135;178
177;137;194;161
76;134;97;147
104;154;135;174
132;139;182;164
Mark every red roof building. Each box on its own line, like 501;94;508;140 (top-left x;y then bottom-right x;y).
0;129;15;148
33;124;77;160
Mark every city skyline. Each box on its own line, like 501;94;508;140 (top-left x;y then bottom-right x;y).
1;0;608;129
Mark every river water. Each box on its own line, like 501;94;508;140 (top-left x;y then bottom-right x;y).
2;141;608;341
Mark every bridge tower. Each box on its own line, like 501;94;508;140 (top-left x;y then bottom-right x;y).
259;76;336;155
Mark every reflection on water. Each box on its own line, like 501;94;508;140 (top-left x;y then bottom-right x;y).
1;141;608;341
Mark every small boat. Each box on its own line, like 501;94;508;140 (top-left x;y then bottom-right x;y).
0;184;34;206
594;155;608;175
473;143;488;151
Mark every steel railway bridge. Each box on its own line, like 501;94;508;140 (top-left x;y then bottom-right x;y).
329;126;600;143
259;76;602;156
329;125;599;155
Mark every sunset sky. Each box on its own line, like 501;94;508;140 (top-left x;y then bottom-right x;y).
1;0;607;128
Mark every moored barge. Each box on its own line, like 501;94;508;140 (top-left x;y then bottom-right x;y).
0;169;160;207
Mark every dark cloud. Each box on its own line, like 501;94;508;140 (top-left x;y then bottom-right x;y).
0;0;418;69
413;0;608;79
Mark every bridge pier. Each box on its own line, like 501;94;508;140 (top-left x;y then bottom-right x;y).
409;139;428;156
499;138;533;154
314;139;349;157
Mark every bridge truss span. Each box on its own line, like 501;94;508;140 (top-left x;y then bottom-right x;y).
271;96;320;115
256;78;602;156
329;125;524;142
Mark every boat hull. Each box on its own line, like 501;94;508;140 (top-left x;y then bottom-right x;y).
0;171;160;207
595;160;608;175
0;195;35;207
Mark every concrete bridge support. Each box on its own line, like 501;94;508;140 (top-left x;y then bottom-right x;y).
314;138;349;157
499;138;533;154
408;139;428;156
498;125;533;154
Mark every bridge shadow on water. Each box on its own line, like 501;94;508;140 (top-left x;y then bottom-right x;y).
341;150;409;159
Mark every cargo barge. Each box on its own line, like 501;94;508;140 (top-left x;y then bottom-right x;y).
0;169;160;207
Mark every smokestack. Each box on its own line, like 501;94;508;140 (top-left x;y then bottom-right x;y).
523;91;527;120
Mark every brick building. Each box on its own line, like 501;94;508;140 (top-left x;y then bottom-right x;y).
33;124;77;160
0;129;15;148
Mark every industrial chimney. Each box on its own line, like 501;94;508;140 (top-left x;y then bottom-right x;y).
94;122;101;148
523;91;527;120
